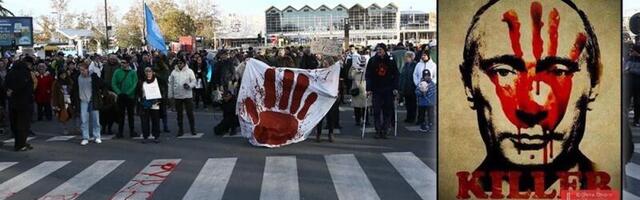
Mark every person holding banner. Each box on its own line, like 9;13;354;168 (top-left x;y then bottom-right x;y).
138;67;163;143
315;56;340;142
365;43;399;139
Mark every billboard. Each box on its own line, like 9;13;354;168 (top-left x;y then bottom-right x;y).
0;17;33;47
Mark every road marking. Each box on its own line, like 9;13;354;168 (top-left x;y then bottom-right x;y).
383;152;436;200
625;190;640;200
182;158;237;200
178;133;205;139
222;134;243;138
0;161;70;200
338;107;354;112
46;136;77;142
405;126;422;132
111;159;181;200
260;156;299;200
39;160;124;200
3;137;36;145
0;162;17;172
627;162;640;181
325;154;379;200
635;143;640;153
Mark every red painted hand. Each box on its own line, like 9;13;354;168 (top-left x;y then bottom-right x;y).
244;68;318;145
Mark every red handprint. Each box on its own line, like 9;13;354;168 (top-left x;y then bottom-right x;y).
244;68;318;145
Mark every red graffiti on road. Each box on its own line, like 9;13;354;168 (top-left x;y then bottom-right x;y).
110;162;178;200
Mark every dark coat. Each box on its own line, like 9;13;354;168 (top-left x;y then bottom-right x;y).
6;63;33;111
365;54;399;93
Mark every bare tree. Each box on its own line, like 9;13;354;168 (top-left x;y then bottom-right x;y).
0;0;14;17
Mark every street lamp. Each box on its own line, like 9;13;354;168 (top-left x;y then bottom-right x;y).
104;0;109;52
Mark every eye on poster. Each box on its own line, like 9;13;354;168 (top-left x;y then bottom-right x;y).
438;0;621;199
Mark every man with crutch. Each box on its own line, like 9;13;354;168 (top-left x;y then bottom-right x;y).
365;43;399;139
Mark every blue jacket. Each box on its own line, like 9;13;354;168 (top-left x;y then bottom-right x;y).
416;81;436;106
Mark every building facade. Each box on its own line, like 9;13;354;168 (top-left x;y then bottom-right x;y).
265;3;435;46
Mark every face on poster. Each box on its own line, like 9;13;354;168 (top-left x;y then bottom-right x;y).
438;0;620;198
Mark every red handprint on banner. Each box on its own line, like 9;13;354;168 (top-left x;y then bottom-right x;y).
244;68;318;145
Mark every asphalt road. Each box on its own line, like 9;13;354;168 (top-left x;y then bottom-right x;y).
0;105;435;200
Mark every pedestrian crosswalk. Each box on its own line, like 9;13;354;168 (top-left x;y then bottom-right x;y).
0;152;434;200
625;143;640;200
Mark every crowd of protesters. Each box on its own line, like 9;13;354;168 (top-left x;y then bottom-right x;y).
0;40;436;151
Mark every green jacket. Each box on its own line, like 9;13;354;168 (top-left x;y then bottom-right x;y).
111;68;138;98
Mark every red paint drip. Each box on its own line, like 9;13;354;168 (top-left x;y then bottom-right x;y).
548;8;560;56
297;92;318;120
244;98;259;124
502;10;523;57
290;74;310;113
264;68;276;108
569;33;588;61
543;130;548;164
278;70;295;110
517;128;521;155
531;1;544;60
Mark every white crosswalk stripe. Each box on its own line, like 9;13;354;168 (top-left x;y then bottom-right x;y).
383;152;435;200
627;162;640;181
0;152;432;199
3;136;36;145
182;158;237;200
46;136;77;142
625;190;640;200
260;156;299;200
0;161;70;200
111;159;181;200
325;154;380;200
0;162;17;172
39;160;124;200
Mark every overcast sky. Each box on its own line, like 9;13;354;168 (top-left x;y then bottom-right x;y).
3;0;436;19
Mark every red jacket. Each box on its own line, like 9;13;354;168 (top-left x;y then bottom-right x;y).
35;72;54;104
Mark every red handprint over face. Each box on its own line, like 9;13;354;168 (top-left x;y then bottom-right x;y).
243;68;318;145
482;1;588;164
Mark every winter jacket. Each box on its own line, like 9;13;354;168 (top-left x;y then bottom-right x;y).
34;72;54;104
299;54;319;69
72;73;104;111
111;68;139;99
6;63;34;111
212;59;234;88
391;49;407;72
168;66;196;99
52;78;74;111
399;62;417;94
277;56;295;68
413;59;437;85
102;62;120;89
350;67;371;108
416;81;436;107
365;54;399;93
138;77;163;109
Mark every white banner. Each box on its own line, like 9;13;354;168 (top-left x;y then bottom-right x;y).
237;59;340;148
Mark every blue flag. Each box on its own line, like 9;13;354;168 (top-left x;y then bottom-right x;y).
145;4;167;54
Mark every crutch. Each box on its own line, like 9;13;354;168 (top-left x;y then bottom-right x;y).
394;94;398;137
361;94;368;139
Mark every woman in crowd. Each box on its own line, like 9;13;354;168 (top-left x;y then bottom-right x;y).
138;67;163;143
52;71;75;135
34;62;54;121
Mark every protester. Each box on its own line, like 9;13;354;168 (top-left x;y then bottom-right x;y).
413;49;437;86
316;56;340;142
350;49;370;126
111;57;139;138
366;43;399;139
168;58;197;136
138;67;162;143
102;55;120;90
34;63;54;121
6;59;34;151
416;69;436;132
213;90;239;136
399;52;417;123
191;54;208;109
153;54;171;132
74;63;104;145
52;71;74;135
